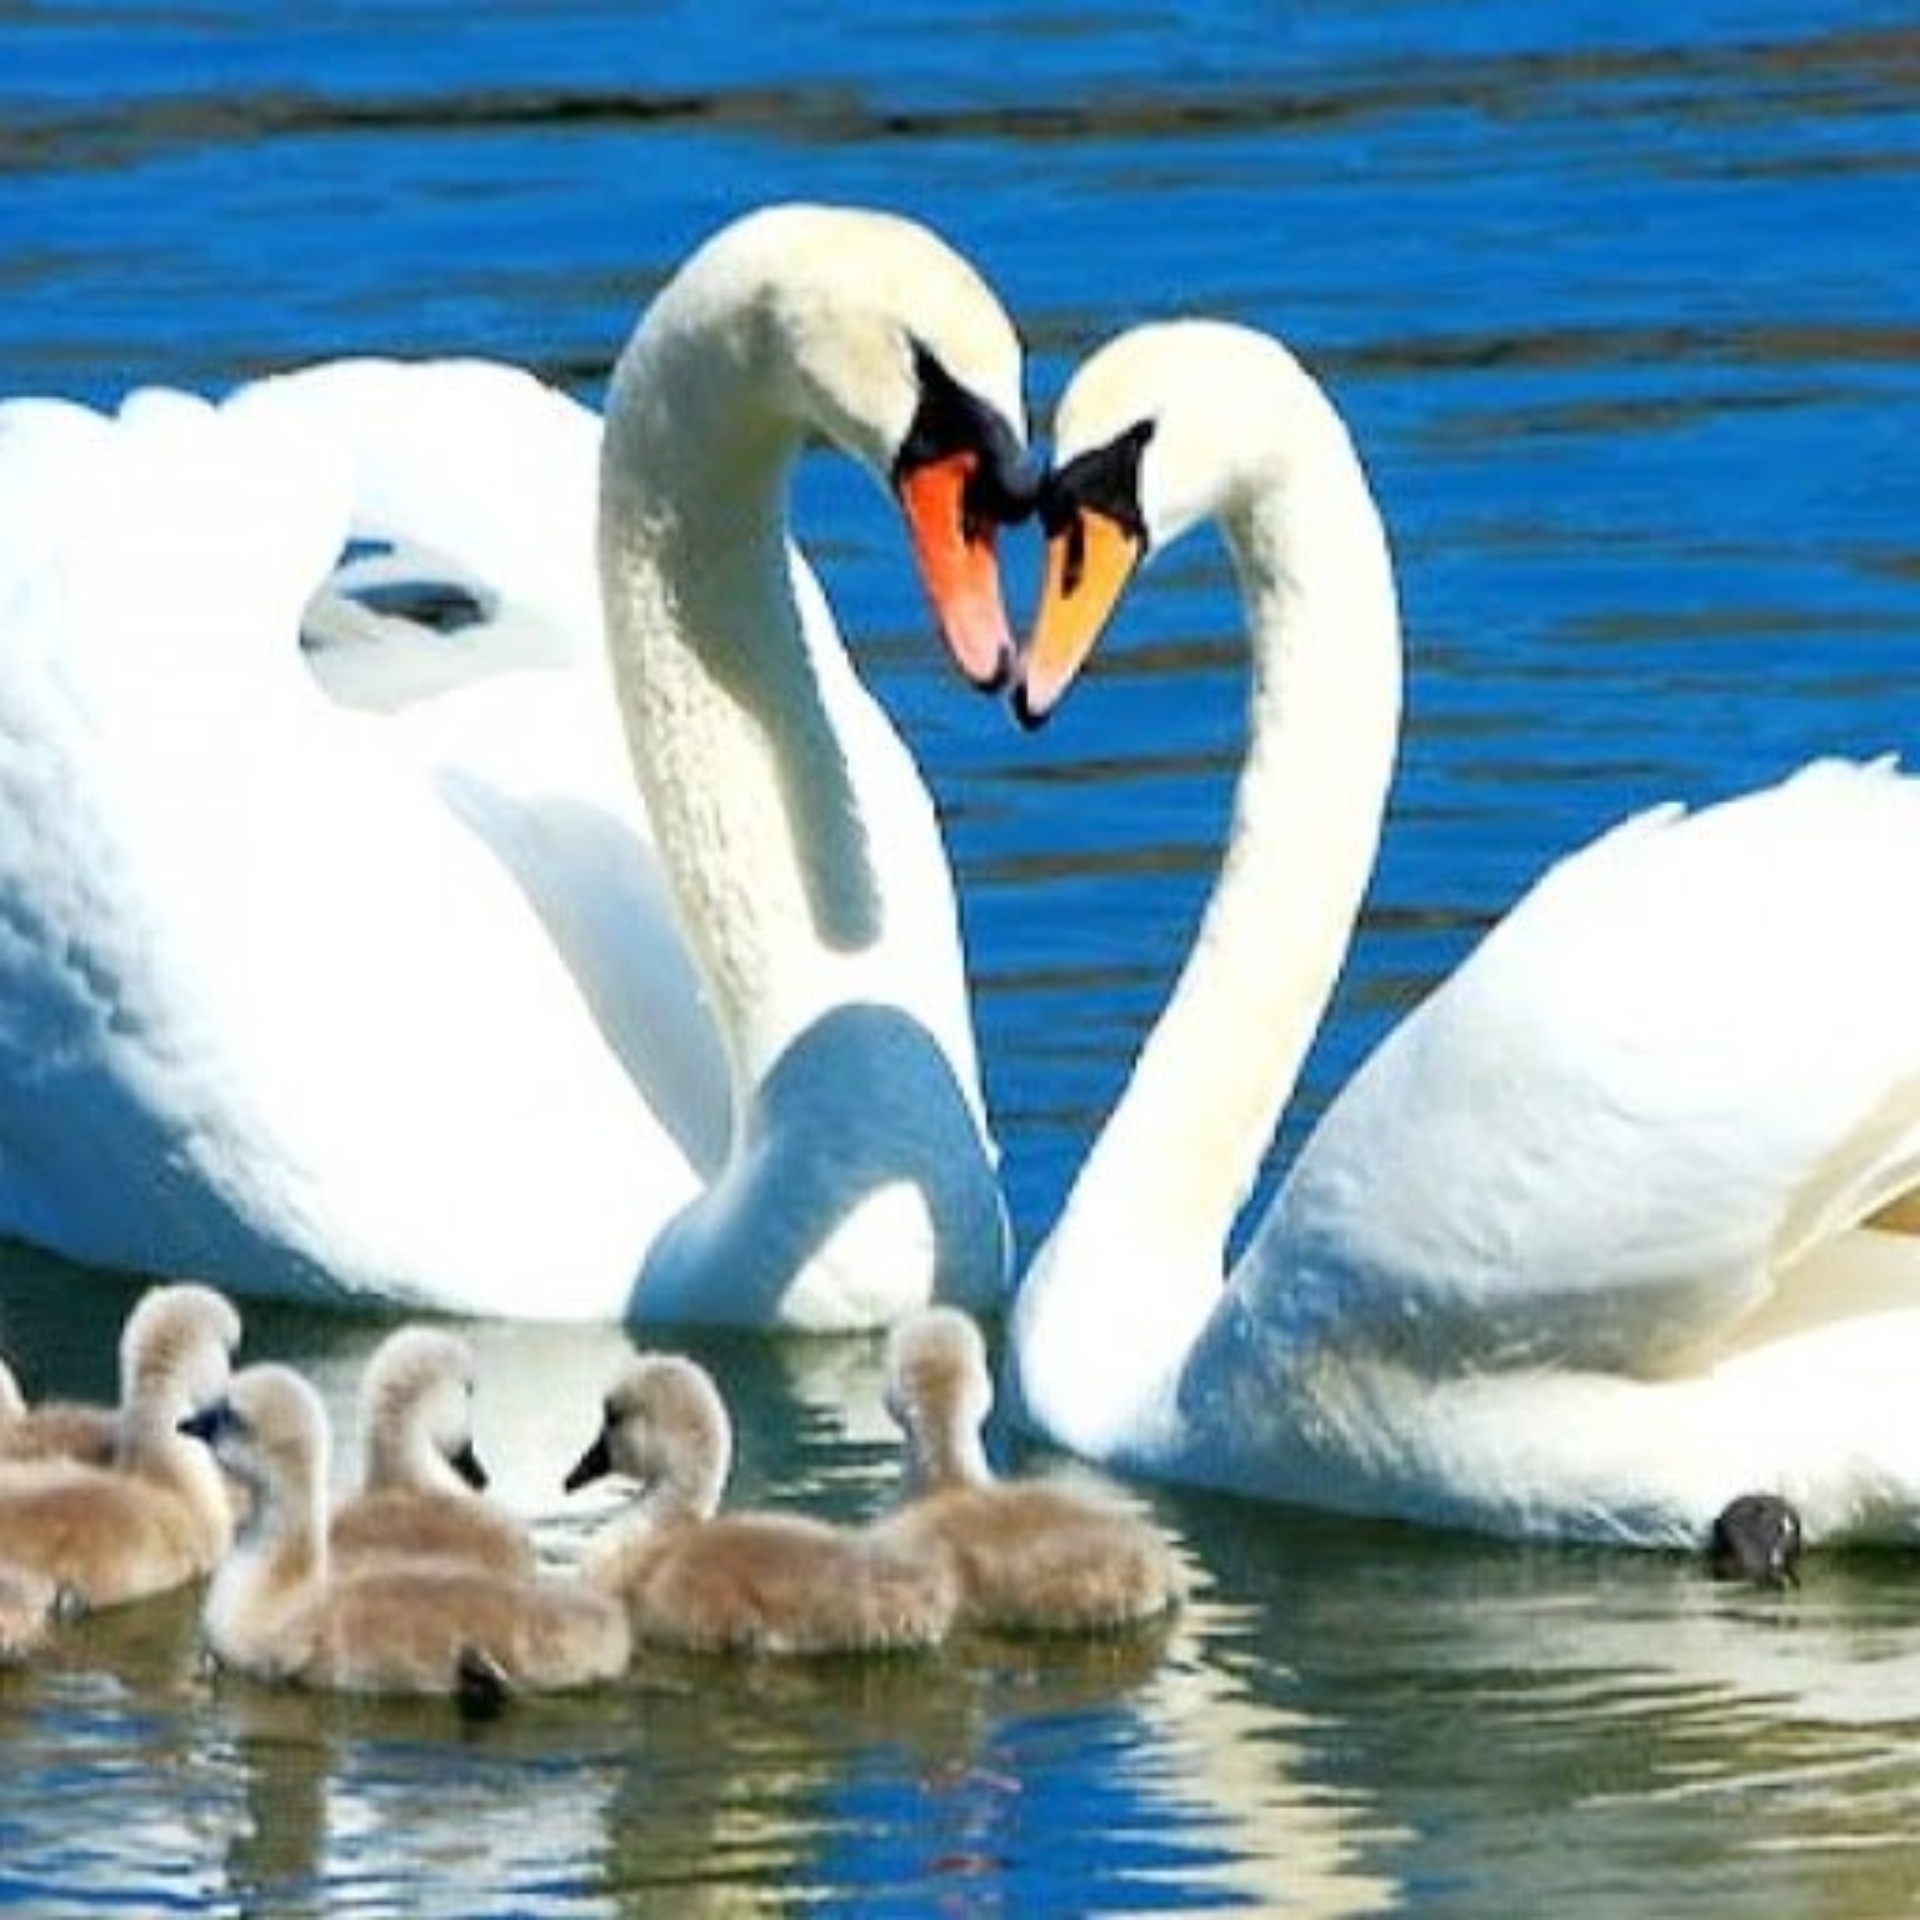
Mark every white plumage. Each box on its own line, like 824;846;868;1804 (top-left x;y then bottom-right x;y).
0;206;1018;1327
1009;319;1920;1546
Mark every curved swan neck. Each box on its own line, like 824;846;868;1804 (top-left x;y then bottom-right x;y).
599;284;879;1103
1018;369;1402;1429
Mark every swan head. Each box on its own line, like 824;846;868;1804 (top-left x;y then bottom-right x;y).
562;1353;732;1520
358;1325;489;1494
1014;320;1321;726
179;1363;328;1516
630;203;1037;689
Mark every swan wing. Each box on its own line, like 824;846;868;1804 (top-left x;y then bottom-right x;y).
231;357;730;1172
0;386;695;1314
229;356;604;704
1252;759;1920;1372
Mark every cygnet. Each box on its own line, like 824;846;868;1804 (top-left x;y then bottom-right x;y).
874;1307;1183;1633
329;1326;533;1577
0;1283;241;1608
185;1363;628;1699
564;1352;957;1657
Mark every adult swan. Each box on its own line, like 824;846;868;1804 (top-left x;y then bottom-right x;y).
0;206;1023;1328
1007;319;1920;1547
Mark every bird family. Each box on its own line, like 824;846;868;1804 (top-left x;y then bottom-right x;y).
0;1283;1183;1701
0;203;1914;1578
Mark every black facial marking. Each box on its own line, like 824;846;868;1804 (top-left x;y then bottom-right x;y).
1037;420;1156;547
178;1401;240;1445
893;339;1041;525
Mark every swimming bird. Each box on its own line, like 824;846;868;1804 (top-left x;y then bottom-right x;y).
185;1363;629;1698
1006;319;1920;1548
876;1307;1181;1633
0;1353;117;1467
328;1325;533;1578
0;203;1027;1327
0;1282;241;1606
564;1352;958;1655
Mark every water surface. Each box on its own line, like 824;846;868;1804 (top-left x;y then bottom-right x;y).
2;3;1917;1912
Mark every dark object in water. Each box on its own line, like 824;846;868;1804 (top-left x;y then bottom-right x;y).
1708;1493;1802;1587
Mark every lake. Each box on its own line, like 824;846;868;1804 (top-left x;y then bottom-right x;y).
1;2;1917;1913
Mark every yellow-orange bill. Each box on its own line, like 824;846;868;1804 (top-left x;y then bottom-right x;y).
1017;508;1144;725
896;452;1013;689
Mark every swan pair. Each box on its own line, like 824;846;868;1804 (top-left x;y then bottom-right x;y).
562;1310;1179;1655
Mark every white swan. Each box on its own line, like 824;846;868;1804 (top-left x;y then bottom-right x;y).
1007;319;1920;1548
0;204;1023;1326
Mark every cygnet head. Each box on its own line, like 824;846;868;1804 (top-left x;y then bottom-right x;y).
1708;1492;1803;1588
619;203;1037;690
357;1325;488;1494
883;1306;995;1493
181;1364;328;1521
563;1353;731;1522
121;1282;243;1421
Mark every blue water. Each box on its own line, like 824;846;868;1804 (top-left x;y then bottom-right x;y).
3;2;1919;1913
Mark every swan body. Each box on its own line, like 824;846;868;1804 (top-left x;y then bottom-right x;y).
0;373;702;1318
329;1325;533;1578
877;1307;1182;1633
0;204;1023;1327
189;1363;629;1697
1009;320;1920;1547
0;1283;240;1605
566;1352;958;1655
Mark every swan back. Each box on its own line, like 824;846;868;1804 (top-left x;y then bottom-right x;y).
1260;758;1920;1377
0;383;698;1319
